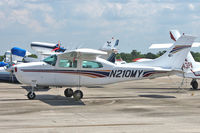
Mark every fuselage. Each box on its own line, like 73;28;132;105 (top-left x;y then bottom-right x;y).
14;57;171;87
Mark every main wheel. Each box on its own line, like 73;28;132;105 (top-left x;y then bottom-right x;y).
191;80;198;90
64;88;73;97
73;90;83;100
27;92;36;100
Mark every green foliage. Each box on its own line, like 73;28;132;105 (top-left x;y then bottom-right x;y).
116;53;121;59
118;50;165;62
191;51;200;62
0;56;4;61
27;54;38;58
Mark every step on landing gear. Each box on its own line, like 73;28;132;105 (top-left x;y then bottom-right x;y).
191;79;198;90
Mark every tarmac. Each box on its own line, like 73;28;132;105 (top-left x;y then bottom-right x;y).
0;75;200;133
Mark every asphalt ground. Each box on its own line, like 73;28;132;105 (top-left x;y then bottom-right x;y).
0;75;200;133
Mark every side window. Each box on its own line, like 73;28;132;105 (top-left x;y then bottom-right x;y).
59;59;77;68
82;61;103;68
43;55;57;66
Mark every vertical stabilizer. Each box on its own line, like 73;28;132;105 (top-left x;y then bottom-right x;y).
170;30;181;41
152;34;196;69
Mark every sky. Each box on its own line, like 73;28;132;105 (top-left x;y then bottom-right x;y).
0;0;200;55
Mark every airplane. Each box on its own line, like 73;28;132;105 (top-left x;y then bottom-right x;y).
11;33;196;100
30;41;66;60
148;30;200;90
0;47;31;82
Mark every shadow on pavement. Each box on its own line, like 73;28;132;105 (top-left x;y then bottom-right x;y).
139;94;176;99
36;95;85;106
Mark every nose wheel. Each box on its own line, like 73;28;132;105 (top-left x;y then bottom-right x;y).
27;92;36;99
64;88;83;100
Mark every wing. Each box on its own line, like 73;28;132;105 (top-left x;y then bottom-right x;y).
58;48;107;60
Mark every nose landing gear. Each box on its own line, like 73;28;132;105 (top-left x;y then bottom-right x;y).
27;92;36;99
27;83;36;100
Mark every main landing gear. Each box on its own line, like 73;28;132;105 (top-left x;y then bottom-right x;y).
191;79;198;90
64;88;83;100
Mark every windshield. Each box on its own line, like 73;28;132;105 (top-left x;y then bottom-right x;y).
43;55;57;66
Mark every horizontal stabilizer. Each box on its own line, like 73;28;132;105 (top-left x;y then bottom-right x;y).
149;42;200;49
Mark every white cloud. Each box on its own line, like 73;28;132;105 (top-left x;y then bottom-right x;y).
25;3;53;12
73;1;106;18
188;3;195;10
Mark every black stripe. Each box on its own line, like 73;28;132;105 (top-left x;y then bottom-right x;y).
31;44;55;49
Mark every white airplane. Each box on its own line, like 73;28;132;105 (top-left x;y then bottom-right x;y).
11;34;196;100
148;30;200;89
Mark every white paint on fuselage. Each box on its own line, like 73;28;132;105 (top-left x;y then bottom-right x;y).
14;57;171;87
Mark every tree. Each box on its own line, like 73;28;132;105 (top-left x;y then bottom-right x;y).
0;56;4;61
27;54;38;58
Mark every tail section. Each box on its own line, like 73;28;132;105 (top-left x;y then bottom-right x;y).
100;37;119;61
152;34;196;69
100;37;119;52
170;30;181;41
182;52;195;72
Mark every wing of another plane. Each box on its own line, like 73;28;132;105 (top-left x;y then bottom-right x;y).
150;30;200;49
149;42;200;49
58;48;107;60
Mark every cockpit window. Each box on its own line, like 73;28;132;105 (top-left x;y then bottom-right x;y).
59;59;77;68
43;55;57;66
82;61;103;68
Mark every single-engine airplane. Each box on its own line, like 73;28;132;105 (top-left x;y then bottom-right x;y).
12;33;196;100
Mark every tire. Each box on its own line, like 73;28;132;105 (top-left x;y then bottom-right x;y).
192;81;198;90
64;88;73;97
27;92;36;100
73;90;83;100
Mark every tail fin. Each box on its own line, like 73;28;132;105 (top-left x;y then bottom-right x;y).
100;37;119;52
152;34;196;69
100;37;119;60
170;30;181;41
